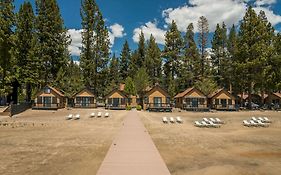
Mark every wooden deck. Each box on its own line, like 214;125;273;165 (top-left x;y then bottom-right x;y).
146;103;172;112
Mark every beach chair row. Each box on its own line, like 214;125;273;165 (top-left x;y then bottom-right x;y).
66;112;110;120
243;117;272;127
194;118;224;128
162;117;183;124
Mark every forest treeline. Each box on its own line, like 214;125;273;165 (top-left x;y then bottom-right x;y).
1;0;281;105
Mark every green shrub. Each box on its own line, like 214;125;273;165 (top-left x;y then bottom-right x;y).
126;105;132;110
136;105;142;111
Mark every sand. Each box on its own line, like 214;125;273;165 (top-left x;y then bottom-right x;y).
1;109;280;175
139;110;281;175
0;108;125;175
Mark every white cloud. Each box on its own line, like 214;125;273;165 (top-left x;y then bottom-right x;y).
161;0;281;32
133;21;166;45
67;29;83;56
67;23;125;56
109;23;126;45
255;0;276;6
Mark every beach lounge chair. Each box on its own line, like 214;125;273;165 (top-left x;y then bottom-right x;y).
90;113;95;118
251;117;259;122
249;120;258;127
162;117;168;123
257;120;269;127
105;112;109;117
97;112;102;117
194;121;204;127
176;117;183;123
202;121;211;127
210;118;217;123
263;117;272;123
170;117;175;123
258;117;265;122
203;118;210;123
74;114;80;120
209;121;220;128
215;118;224;124
243;120;251;127
66;114;73;120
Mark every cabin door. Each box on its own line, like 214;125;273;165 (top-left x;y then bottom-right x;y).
113;98;119;107
82;97;90;107
154;97;162;107
43;97;52;107
191;98;199;107
221;99;227;108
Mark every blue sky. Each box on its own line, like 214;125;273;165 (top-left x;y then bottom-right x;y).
14;0;281;58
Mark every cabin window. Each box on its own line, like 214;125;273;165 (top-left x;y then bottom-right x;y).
228;99;232;105
221;99;227;107
44;87;51;94
215;99;219;105
166;97;170;104
199;98;205;105
191;98;199;107
154;97;162;107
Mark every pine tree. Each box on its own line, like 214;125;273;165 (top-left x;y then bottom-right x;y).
236;7;275;108
136;31;146;68
108;53;120;85
124;76;136;96
15;1;39;102
0;0;15;96
134;67;150;105
145;34;162;85
35;0;70;84
197;16;209;78
80;0;110;97
182;23;200;87
128;50;138;76
120;40;130;81
163;20;183;94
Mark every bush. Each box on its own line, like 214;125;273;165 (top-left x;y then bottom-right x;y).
126;105;132;110
136;105;142;111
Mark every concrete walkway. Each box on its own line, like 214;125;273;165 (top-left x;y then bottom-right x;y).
96;110;171;175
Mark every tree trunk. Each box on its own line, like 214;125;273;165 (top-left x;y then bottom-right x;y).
26;83;32;102
248;82;253;110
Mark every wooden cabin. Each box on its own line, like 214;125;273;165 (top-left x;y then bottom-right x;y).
73;88;96;108
175;87;208;111
33;85;66;110
208;89;236;111
237;93;266;107
143;84;172;112
105;84;128;110
265;92;281;109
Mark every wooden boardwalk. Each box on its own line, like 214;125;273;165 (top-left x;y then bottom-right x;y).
96;110;171;175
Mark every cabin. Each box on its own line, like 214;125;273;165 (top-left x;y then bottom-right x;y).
208;89;236;111
265;92;281;109
33;85;66;110
105;84;128;110
143;84;172;112
73;88;96;108
175;87;208;111
237;93;266;107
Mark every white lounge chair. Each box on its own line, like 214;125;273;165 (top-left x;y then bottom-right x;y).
105;112;109;117
74;114;80;120
202;121;211;127
251;117;259;122
176;117;183;123
90;113;95;118
97;112;102;117
209;121;220;128
257;120;269;127
243;120;251;127
215;118;224;124
194;121;204;127
249;120;258;127
170;117;175;123
210;118;216;123
203;118;209;123
162;117;168;123
258;117;265;122
66;114;73;120
263;117;272;123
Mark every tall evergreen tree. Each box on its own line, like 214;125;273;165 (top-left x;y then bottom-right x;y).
0;0;15;96
134;67;150;105
197;16;209;78
136;31;146;68
124;76;136;96
108;53;120;85
80;0;110;97
128;50;138;76
15;2;39;102
145;34;162;85
182;23;200;88
120;40;130;81
163;20;183;95
35;0;70;84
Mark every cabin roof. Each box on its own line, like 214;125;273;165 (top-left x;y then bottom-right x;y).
144;84;170;97
72;88;95;98
208;88;235;99
36;85;65;97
